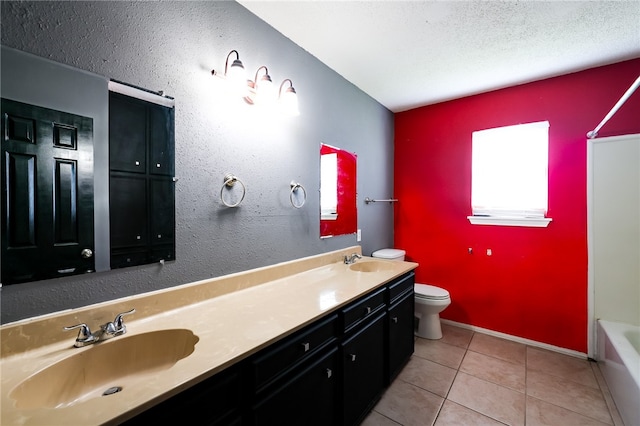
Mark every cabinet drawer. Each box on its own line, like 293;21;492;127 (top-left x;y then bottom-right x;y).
251;314;338;392
342;287;386;332
388;272;415;304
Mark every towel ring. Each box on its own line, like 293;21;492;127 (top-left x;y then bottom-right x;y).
220;174;246;208
290;181;307;209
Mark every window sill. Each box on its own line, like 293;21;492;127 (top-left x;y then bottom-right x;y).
467;216;552;227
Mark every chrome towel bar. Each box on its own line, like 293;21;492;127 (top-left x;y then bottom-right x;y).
364;197;398;204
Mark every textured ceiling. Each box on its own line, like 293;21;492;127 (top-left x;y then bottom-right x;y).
238;1;640;112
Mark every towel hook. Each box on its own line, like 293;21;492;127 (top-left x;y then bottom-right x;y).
220;174;246;207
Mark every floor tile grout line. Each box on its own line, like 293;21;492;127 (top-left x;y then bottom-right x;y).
371;409;402;426
524;344;528;426
590;361;621;426
524;393;615;426
428;335;468;426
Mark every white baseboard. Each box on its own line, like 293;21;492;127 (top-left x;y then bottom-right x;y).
440;318;588;359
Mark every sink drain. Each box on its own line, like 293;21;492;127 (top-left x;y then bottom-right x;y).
102;386;123;396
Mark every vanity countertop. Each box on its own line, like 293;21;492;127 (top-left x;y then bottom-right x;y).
0;246;418;425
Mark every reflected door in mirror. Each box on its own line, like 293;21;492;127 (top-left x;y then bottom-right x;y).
1;99;95;284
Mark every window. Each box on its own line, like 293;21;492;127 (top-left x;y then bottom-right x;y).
468;121;552;227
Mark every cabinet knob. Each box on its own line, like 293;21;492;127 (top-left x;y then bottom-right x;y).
301;342;310;352
326;368;332;379
80;248;93;259
392;316;398;324
365;306;372;315
349;353;357;362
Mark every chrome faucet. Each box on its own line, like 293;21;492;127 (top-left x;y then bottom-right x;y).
64;308;135;348
344;253;362;264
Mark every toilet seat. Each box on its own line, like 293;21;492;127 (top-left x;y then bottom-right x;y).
415;284;450;300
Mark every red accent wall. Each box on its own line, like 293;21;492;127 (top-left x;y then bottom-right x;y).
394;59;640;352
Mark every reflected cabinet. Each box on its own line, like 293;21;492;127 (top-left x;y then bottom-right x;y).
109;91;175;269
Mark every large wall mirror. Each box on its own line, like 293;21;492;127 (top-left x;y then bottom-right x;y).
320;143;357;238
1;47;175;285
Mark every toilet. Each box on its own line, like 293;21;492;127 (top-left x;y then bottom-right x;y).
414;283;451;339
371;248;452;340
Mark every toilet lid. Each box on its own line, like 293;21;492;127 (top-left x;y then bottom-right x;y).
371;248;405;259
415;283;450;300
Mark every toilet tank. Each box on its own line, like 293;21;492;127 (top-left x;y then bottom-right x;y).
371;248;405;261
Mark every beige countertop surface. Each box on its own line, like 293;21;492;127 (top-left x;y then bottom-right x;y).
0;246;418;425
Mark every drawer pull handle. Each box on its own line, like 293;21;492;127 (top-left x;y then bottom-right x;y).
301;342;310;352
349;353;357;362
326;368;333;379
365;306;372;315
392;316;398;323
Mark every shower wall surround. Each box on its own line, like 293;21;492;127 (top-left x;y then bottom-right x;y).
0;1;394;323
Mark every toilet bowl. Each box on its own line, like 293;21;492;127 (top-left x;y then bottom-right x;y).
414;284;451;339
371;248;452;340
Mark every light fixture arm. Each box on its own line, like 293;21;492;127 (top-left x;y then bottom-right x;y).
224;50;241;75
279;79;296;97
254;65;270;84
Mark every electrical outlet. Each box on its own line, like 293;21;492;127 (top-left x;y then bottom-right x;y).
486;248;492;256
356;229;362;242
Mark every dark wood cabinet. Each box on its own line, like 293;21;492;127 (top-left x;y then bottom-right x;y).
121;366;242;426
250;314;338;393
109;90;175;269
124;271;416;426
387;290;415;384
342;312;386;426
252;348;339;426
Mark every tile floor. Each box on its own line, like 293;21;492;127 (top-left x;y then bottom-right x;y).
363;324;625;426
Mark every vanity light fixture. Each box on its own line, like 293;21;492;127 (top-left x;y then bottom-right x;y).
211;50;248;97
211;50;299;115
279;79;300;116
246;66;275;105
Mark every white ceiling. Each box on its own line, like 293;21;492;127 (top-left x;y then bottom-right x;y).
238;1;640;112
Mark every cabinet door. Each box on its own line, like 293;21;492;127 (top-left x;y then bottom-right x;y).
149;106;174;176
109;174;148;250
149;176;175;248
388;290;415;384
252;347;338;426
122;367;242;426
109;94;146;173
342;312;386;426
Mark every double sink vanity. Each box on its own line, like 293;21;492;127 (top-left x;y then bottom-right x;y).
0;246;418;425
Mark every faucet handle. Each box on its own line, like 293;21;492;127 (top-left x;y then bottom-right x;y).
64;323;98;347
113;308;136;332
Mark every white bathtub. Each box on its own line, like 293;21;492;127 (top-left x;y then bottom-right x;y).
597;320;640;426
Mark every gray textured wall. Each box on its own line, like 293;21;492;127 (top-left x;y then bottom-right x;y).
0;1;395;324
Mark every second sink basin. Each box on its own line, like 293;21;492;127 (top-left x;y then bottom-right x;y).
10;328;199;409
349;260;396;273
